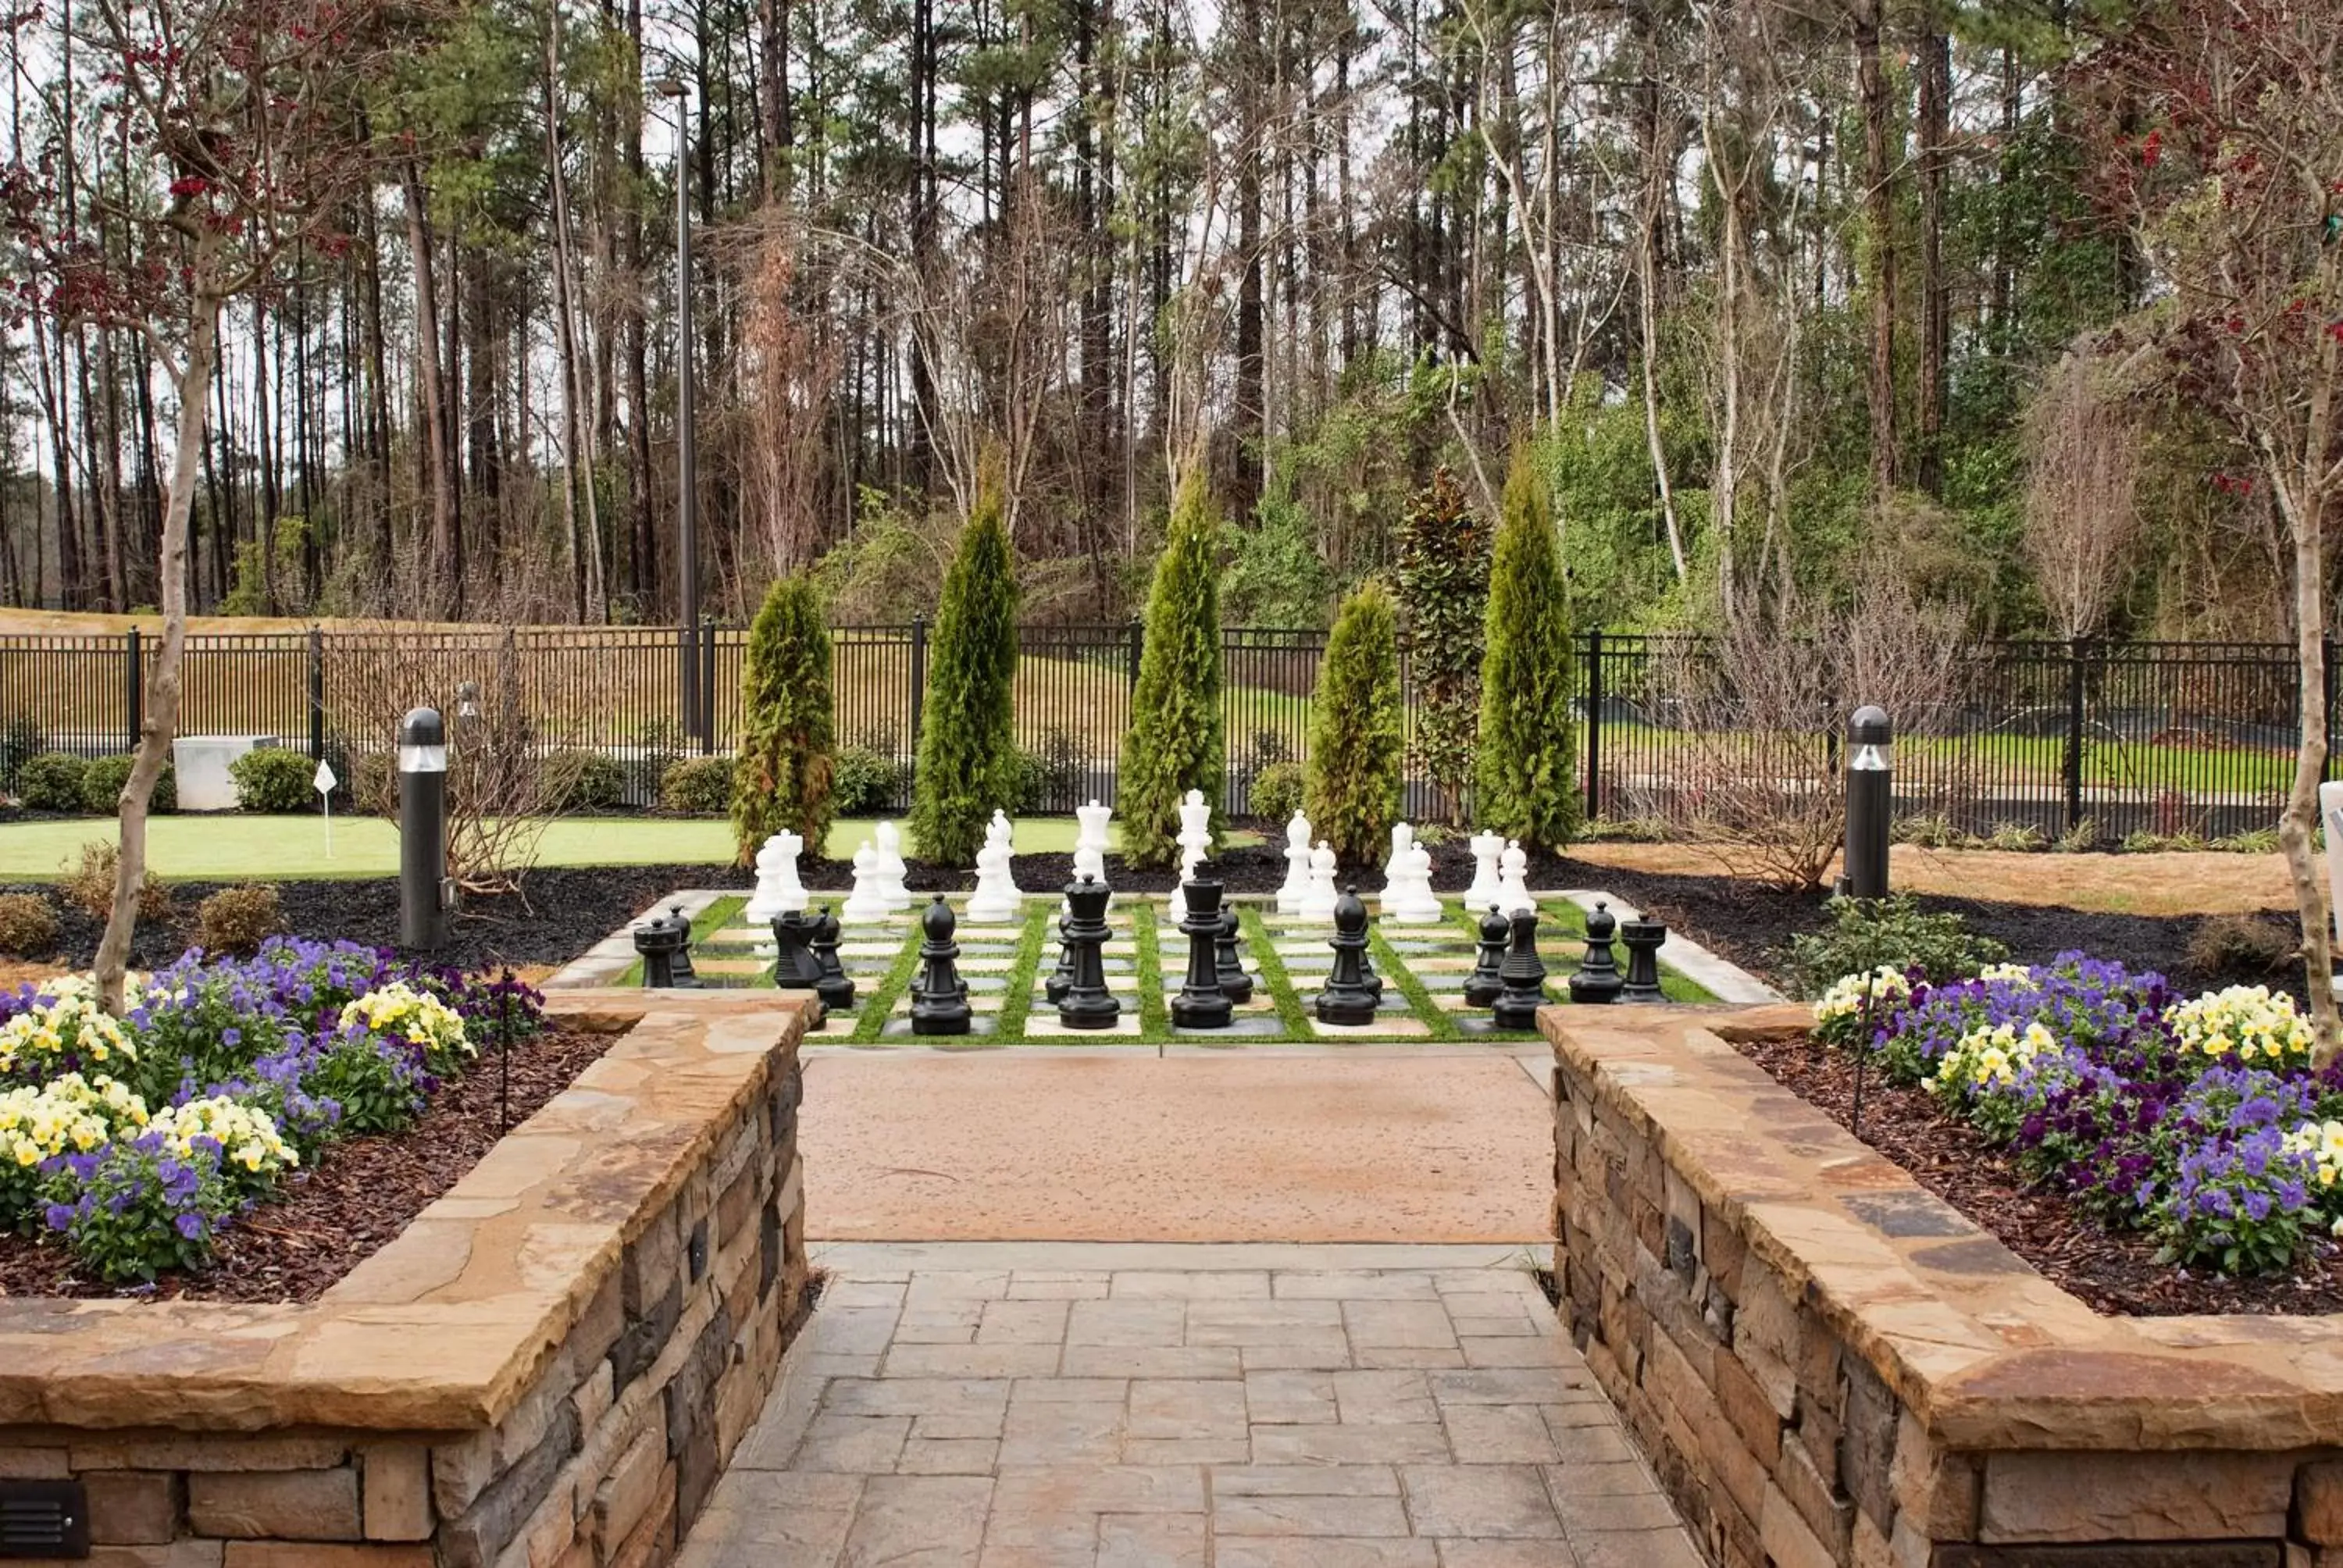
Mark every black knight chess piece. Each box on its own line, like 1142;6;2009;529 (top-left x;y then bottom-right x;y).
1463;904;1507;1008
1620;915;1668;1003
1314;886;1380;1026
1214;903;1254;1003
1057;876;1122;1030
909;896;973;1035
1171;867;1234;1028
769;911;826;991
1491;907;1550;1029
1567;900;1624;1005
809;906;856;1011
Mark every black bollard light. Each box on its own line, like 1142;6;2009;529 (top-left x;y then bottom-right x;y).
398;707;451;950
1840;704;1892;900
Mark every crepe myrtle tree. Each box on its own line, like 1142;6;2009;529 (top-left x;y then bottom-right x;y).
0;0;402;1009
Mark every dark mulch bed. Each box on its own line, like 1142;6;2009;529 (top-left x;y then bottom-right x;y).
0;1024;612;1303
1731;1029;2343;1317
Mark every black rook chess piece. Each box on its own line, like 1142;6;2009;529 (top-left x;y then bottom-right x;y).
1620;916;1668;1003
633;910;694;989
909;896;973;1035
667;906;699;985
1463;905;1507;1008
1567;900;1624;1004
770;911;826;991
1214;903;1254;1003
1057;876;1122;1029
1491;907;1549;1029
810;906;857;1012
1172;868;1234;1028
1315;886;1380;1026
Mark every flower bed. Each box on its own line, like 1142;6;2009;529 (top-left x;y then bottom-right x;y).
0;937;545;1288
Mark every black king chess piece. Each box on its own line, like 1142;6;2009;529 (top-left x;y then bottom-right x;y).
1057;876;1122;1029
909;896;973;1035
809;906;857;1011
1314;886;1380;1025
1214;903;1254;1003
1620;915;1668;1003
1567;900;1624;1004
1491;907;1550;1029
1170;866;1235;1028
1463;905;1507;1008
770;910;826;992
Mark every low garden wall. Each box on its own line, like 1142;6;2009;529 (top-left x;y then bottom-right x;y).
0;989;811;1568
1548;1002;2343;1568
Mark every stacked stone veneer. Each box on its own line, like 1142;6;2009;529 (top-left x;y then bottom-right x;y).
0;989;811;1568
1548;1003;2343;1568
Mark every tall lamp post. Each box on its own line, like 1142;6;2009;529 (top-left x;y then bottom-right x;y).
654;76;701;748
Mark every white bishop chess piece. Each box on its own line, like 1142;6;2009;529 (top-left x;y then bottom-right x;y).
967;811;1024;923
744;829;808;925
1465;829;1506;911
1275;810;1314;915
873;820;912;912
1497;839;1534;914
1300;840;1340;924
841;839;892;924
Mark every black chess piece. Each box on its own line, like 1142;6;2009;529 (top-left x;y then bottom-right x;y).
1046;902;1077;1004
1315;886;1379;1025
1170;869;1234;1028
633;910;693;989
810;906;857;1011
667;905;699;985
1057;876;1122;1029
1568;900;1624;1004
1214;903;1254;1003
1620;916;1668;1003
770;911;826;991
1463;904;1507;1008
909;896;972;1035
1492;907;1549;1029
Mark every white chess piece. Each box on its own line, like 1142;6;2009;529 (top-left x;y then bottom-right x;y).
1497;839;1533;914
744;829;808;923
841;839;891;923
1275;810;1314;914
967;812;1023;923
1169;788;1214;921
1300;840;1339;923
1074;798;1111;883
1382;822;1414;892
1385;838;1443;925
873;820;911;911
1465;830;1505;910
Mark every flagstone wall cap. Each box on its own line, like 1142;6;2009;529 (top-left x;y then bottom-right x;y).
0;989;809;1435
1543;1001;2343;1452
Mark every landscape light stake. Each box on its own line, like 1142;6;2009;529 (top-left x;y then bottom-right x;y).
497;968;513;1135
1839;705;1894;900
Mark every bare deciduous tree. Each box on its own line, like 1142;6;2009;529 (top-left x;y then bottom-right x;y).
2023;347;2144;641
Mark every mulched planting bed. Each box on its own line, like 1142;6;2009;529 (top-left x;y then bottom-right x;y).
0;1024;614;1303
1731;1028;2343;1317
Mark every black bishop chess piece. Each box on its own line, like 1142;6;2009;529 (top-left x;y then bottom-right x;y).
1620;915;1668;1003
1214;903;1254;1003
1314;886;1380;1026
1057;876;1122;1030
809;906;857;1012
909;896;973;1035
1491;907;1550;1030
1463;904;1507;1008
1567;900;1624;1004
1171;867;1235;1028
770;911;826;992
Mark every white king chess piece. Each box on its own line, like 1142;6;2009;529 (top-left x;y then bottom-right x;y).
841;839;892;924
1497;839;1533;914
1465;829;1506;911
873;820;912;911
967;811;1024;923
1300;840;1340;923
1275;810;1314;914
744;829;808;924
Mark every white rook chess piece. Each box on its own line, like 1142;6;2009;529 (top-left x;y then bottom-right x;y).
1300;840;1339;923
1169;789;1213;921
967;811;1023;923
842;839;891;924
1465;829;1506;911
744;829;808;924
873;820;911;911
1275;810;1314;914
1383;836;1443;926
1074;798;1111;883
1498;839;1533;914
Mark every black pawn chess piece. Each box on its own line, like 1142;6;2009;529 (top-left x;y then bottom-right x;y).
1620;916;1668;1003
1057;876;1122;1029
909;896;972;1035
810;906;857;1012
1214;903;1254;1004
667;906;698;985
1314;886;1379;1026
1568;900;1624;1004
1463;905;1507;1008
1047;903;1076;1005
1491;907;1549;1029
633;911;693;989
1170;869;1234;1028
770;911;826;991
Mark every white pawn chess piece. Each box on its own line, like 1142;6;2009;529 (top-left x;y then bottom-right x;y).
873;820;911;911
1300;840;1339;923
1275;810;1314;914
1497;839;1533;914
744;829;808;923
1465;829;1506;911
841;839;892;924
1385;839;1443;925
967;812;1023;923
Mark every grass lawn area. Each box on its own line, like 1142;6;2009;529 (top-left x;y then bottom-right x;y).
0;814;1255;882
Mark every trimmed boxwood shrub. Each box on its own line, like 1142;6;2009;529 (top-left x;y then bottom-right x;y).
833;747;909;816
1249;760;1306;823
82;754;176;815
541;750;626;813
910;475;1021;866
661;755;733;815
1117;469;1225;868
229;747;316;814
730;574;837;864
0;892;59;957
17;752;89;812
1303;580;1403;864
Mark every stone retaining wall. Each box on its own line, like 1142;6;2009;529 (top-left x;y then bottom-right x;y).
1547;1003;2343;1568
0;989;811;1568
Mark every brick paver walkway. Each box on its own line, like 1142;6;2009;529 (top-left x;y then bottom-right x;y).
678;1245;1700;1567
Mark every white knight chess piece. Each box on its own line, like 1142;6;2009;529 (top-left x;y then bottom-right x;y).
967;811;1024;923
744;829;808;924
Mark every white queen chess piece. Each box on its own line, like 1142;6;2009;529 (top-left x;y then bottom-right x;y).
873;820;911;911
1300;840;1340;923
1497;839;1533;914
1465;829;1506;911
744;829;808;924
967;811;1024;923
841;839;892;924
1275;810;1314;914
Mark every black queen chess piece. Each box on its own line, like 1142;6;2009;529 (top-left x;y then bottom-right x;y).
1463;904;1507;1008
1567;900;1624;1005
1620;915;1668;1003
810;906;856;1012
1171;866;1235;1028
1491;907;1550;1030
1314;886;1380;1026
1057;876;1122;1030
1214;903;1254;1004
769;911;826;992
909;896;973;1035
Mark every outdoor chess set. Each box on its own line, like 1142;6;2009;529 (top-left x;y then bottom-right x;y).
637;797;1711;1042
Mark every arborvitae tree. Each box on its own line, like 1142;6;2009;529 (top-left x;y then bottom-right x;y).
729;574;836;864
908;472;1022;865
1117;469;1225;867
1396;468;1492;826
1474;451;1580;851
1303;579;1403;864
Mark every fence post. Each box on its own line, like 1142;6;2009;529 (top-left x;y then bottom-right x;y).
1584;629;1603;823
124;628;142;751
908;616;929;771
1126;616;1143;691
678;620;698;750
308;627;326;761
2064;637;2088;832
700;616;718;754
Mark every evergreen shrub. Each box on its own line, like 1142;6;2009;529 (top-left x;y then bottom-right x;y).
729;575;836;864
1117;471;1225;868
1303;580;1403;864
229;747;315;814
660;756;733;815
82;754;175;815
1396;468;1491;825
909;476;1020;865
18;753;89;812
541;750;626;813
1474;451;1580;851
1248;761;1305;823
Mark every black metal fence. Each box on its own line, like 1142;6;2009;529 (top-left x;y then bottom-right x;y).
0;624;2323;836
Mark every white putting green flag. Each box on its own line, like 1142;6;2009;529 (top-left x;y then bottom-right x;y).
316;759;338;856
